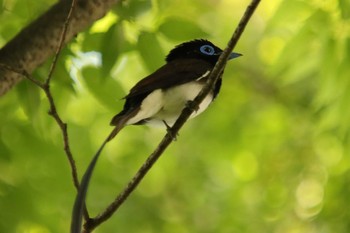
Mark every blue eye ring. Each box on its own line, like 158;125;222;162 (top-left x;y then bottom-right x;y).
200;45;215;55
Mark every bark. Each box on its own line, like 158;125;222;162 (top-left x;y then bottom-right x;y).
0;0;120;96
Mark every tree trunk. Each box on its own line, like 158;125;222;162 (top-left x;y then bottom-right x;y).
0;0;119;96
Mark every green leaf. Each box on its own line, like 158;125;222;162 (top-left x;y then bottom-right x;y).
270;10;330;82
113;0;152;20
82;66;125;110
158;17;208;41
82;32;104;52
267;0;313;28
100;22;133;78
0;140;11;161
101;24;119;78
0;0;3;14
137;31;165;71
16;81;41;120
339;0;350;19
54;58;75;93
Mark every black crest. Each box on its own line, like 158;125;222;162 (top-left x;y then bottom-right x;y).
165;39;223;65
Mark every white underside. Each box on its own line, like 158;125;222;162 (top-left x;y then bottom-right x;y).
126;81;214;127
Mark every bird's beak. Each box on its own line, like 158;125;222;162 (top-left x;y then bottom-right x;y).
228;52;242;60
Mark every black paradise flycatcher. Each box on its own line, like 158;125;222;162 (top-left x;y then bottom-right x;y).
108;39;242;140
71;39;241;233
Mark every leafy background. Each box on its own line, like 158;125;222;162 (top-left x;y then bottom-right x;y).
1;0;350;232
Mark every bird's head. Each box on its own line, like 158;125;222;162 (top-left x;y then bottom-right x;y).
166;39;241;65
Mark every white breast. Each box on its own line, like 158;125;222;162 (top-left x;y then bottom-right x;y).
126;81;214;127
150;81;213;126
125;89;164;125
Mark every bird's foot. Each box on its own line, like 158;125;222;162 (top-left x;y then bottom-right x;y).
163;120;178;141
186;100;199;112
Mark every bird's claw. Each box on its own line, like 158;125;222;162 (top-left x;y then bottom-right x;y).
186;100;199;112
163;120;178;141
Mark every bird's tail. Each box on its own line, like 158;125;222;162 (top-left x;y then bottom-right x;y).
71;122;125;233
107;123;125;141
108;107;140;141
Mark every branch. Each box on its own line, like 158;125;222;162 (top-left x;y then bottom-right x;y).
0;0;120;96
46;0;76;85
83;0;261;231
0;0;89;221
45;0;79;191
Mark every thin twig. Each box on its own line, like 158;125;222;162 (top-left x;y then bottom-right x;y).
45;0;76;85
1;0;87;219
42;0;81;196
0;63;82;193
41;0;91;220
83;0;261;231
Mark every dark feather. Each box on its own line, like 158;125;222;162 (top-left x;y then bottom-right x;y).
127;59;213;98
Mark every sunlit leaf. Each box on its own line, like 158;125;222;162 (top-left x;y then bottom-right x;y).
158;17;208;41
100;22;133;78
338;0;350;19
0;140;11;160
137;31;165;71
82;32;104;52
113;0;151;20
267;0;313;28
54;59;75;92
101;23;120;78
16;81;41;121
82;66;125;110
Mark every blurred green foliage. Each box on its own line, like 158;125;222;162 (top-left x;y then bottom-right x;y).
1;0;350;232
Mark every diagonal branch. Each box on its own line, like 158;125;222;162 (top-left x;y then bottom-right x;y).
81;0;261;231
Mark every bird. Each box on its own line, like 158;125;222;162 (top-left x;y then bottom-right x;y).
71;40;241;232
107;39;241;140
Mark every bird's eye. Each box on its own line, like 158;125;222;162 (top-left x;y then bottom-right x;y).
200;45;215;55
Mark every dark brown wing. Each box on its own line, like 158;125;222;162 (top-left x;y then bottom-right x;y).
126;58;213;98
